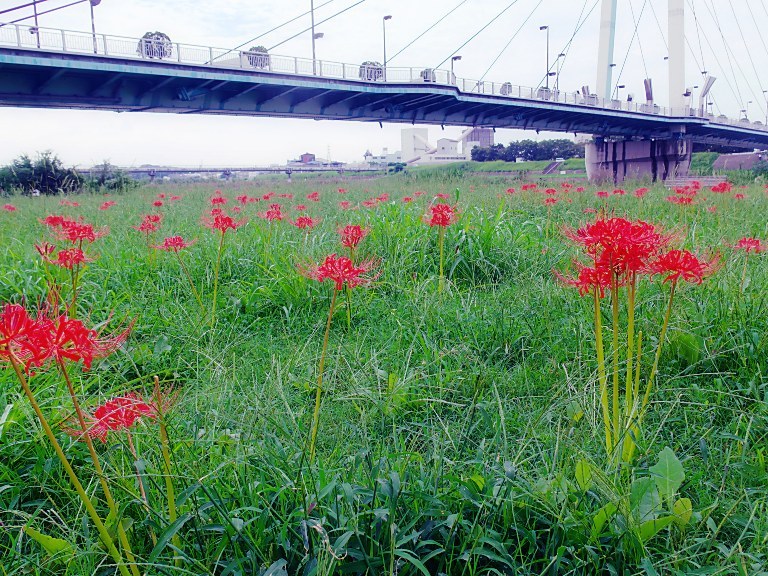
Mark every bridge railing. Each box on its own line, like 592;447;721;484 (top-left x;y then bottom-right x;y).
1;21;767;133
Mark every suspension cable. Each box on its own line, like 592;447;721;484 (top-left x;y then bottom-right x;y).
0;0;54;17
433;0;522;70
478;0;544;82
387;0;470;63
267;0;368;52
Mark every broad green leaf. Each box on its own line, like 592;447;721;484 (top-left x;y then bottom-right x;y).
640;557;659;575
591;502;617;540
23;526;74;563
673;497;693;526
575;459;592;492
0;403;14;440
393;548;432;576
262;559;288;576
638;516;674;542
468;474;485;491
649;447;685;501
630;477;661;522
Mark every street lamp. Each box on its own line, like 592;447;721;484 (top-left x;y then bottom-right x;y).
312;32;324;75
382;15;392;81
450;55;462;85
89;0;101;54
539;25;550;90
614;84;625;100
555;52;565;91
746;100;753;119
310;0;317;74
763;90;767;125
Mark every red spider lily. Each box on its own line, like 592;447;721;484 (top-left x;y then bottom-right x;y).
153;236;196;252
424;203;459;227
38;314;132;370
3;204;17;212
522;183;538;191
170;195;182;201
711;182;732;193
576;186;586;193
65;393;156;442
361;199;379;208
734;193;745;200
291;215;319;230
338;188;348;194
707;205;717;213
299;254;379;291
152;200;164;207
583;208;598;214
236;195;250;204
436;193;450;200
295;204;308;211
59;200;80;207
666;195;694;205
506;187;516;195
0;304;51;367
133;213;163;234
210;191;228;205
377;193;390;202
258;203;284;222
306;191;320;202
555;261;612;297
262;192;275;201
563;217;671;277
402;196;413;203
46;248;93;270
544;197;558;206
545;188;558;196
612;189;626;196
202;210;247;233
99;201;116;210
414;191;426;197
278;193;294;199
647;249;720;284
35;242;56;258
734;237;766;253
338;224;370;249
157;193;166;199
339;201;352;210
596;191;609;198
43;216;107;244
634;188;648;198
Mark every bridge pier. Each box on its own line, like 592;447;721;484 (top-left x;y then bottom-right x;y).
585;136;692;184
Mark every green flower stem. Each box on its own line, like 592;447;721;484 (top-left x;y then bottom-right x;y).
155;380;182;565
641;280;677;417
10;356;131;576
610;276;621;448
438;227;446;294
57;359;140;576
593;289;611;455
210;231;226;326
308;288;338;461
624;275;637;419
175;251;205;313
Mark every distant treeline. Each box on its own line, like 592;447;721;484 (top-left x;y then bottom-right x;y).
0;152;136;195
471;139;585;162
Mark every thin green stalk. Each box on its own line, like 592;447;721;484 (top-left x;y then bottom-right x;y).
10;356;131;576
641;280;677;417
624;275;637;419
57;359;141;576
175;251;205;313
593;289;611;454
155;379;182;565
210;231;226;326
308;289;339;461
610;276;621;448
438;227;446;294
740;254;749;294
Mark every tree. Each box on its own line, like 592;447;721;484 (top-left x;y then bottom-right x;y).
0;152;83;195
245;46;270;69
137;32;173;59
86;162;137;192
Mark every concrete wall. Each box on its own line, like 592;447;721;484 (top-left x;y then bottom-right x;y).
585;138;691;183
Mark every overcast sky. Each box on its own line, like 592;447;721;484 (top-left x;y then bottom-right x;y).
0;0;766;167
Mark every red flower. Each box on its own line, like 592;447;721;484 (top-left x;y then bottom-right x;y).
338;188;348;194
545;188;558;196
402;196;413;203
506;187;516;195
3;204;17;212
612;188;626;196
555;262;612;297
152;200;164;207
544;197;558;206
291;215;319;230
202;210;247;233
99;201;116;210
59;200;80;207
424;203;458;227
278;193;294;199
299;254;379;291
157;193;166;199
711;182;732;193
153;236;195;252
295;204;308;212
734;193;745;200
734;237;766;253
306;191;320;202
170;195;183;201
634;188;648;198
38;314;131;370
133;213;163;234
666;195;694;205
339;201;352;210
210;191;228;205
338;225;369;249
236;195;249;204
258;203;284;222
0;304;50;367
648;249;720;284
47;248;93;269
67;393;156;442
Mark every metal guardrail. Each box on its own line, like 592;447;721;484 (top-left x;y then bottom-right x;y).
1;21;767;133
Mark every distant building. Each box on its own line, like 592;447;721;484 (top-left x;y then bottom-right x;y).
364;147;402;166
299;152;316;164
712;151;766;171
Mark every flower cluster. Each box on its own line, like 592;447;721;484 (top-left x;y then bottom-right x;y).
66;393;156;442
299;254;379;291
338;224;369;249
153;236;195;252
424;203;459;227
202;209;246;233
258;203;284;223
133;213;163;234
42;215;107;244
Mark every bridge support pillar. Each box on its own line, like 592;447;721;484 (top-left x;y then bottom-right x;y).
585;136;691;184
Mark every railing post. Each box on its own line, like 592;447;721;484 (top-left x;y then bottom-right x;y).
15;24;21;48
102;34;108;55
294;57;298;74
177;43;182;63
209;47;214;65
319;60;323;76
61;29;66;51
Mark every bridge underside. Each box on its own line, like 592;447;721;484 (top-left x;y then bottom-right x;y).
1;48;767;179
585;137;692;183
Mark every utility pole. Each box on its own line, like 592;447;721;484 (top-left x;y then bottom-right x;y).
310;0;317;75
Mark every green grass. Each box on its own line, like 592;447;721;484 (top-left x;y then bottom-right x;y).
0;177;766;575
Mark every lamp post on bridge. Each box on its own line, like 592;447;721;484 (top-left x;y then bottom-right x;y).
32;0;40;48
746;100;753;120
310;0;318;75
382;15;392;81
763;90;767;125
555;52;565;92
451;55;461;85
89;0;101;54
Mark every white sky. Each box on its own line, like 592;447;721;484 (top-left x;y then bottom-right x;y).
0;0;766;167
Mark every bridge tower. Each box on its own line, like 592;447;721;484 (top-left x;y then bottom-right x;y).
586;0;692;183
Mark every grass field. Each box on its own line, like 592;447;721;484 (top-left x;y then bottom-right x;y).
0;175;766;575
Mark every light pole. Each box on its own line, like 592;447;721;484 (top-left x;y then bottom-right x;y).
310;0;317;75
613;84;625;101
763;90;767;125
746;100;753;119
312;32;324;75
451;55;461;85
382;15;392;81
32;0;40;48
89;0;101;54
555;52;565;91
539;25;550;90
